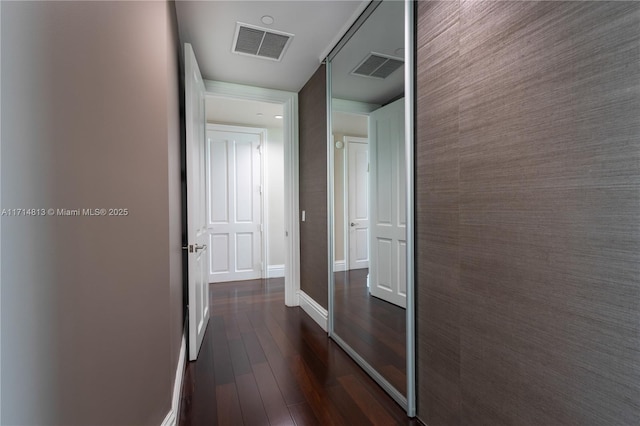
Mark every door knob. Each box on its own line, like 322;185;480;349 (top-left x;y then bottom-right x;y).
351;222;357;227
182;244;207;253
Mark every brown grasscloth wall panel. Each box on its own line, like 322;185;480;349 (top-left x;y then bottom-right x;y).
416;1;462;424
416;2;640;425
298;64;328;309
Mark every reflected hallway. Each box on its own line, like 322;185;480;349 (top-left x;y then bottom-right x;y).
333;269;407;393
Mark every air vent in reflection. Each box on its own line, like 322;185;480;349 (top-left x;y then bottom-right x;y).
232;22;294;61
351;52;404;79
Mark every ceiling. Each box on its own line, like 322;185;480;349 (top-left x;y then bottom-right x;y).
206;97;284;129
331;0;405;105
175;0;366;92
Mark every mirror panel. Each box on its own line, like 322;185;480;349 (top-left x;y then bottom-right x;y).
328;0;411;407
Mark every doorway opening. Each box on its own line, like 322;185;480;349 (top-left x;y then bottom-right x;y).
204;82;300;306
205;100;284;283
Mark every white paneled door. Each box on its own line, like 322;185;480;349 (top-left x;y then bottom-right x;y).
346;137;369;270
207;125;263;283
185;44;210;361
369;98;406;308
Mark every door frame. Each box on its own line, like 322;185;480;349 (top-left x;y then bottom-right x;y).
205;123;267;282
344;135;369;271
204;81;300;306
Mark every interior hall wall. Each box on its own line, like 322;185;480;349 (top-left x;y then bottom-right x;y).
1;1;183;423
298;64;328;308
415;2;640;425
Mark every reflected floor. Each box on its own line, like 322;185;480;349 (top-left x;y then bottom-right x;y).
334;269;407;394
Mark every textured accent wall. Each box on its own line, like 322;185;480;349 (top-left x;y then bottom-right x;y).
298;64;328;309
416;2;640;425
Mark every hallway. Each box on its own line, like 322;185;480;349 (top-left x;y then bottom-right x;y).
2;1;639;424
179;278;420;426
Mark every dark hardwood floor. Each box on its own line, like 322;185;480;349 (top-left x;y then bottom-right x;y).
333;269;407;394
179;278;420;426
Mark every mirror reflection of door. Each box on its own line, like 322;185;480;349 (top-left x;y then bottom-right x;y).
369;99;406;308
329;0;408;402
346;136;369;271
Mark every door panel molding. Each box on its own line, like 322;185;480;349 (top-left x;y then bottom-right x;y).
369;98;407;308
345;136;369;270
206;124;264;283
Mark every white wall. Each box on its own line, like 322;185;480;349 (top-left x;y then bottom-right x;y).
266;128;285;267
0;1;182;424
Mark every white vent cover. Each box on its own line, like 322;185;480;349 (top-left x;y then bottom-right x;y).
232;22;294;62
351;52;404;79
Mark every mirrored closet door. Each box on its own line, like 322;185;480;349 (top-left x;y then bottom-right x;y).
327;0;415;415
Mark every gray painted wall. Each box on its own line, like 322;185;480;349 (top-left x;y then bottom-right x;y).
1;1;183;424
416;2;640;425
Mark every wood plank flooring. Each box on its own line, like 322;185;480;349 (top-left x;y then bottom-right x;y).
179;278;420;426
333;269;407;393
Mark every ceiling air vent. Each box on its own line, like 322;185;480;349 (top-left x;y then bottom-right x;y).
232;22;294;62
351;52;404;79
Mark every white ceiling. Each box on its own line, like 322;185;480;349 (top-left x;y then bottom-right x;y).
206;97;284;129
175;0;366;92
331;0;405;104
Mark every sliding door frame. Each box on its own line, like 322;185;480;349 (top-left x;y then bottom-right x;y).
325;0;416;417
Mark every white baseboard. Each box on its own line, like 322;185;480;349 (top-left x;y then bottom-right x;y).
298;290;328;332
267;264;285;278
334;260;346;272
161;334;186;426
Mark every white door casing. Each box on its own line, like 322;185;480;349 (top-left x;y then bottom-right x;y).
369;98;406;308
346;137;369;270
185;43;210;360
207;125;263;283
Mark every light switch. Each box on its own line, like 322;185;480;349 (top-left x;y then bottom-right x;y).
301;210;306;222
